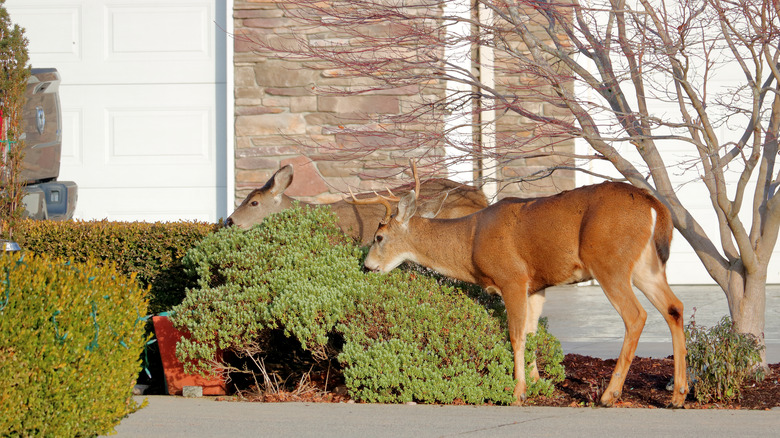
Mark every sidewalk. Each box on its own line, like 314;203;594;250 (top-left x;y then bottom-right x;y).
111;396;779;437
108;285;780;437
543;284;780;362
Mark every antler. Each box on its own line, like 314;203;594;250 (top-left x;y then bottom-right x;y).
343;159;423;223
346;188;395;223
409;159;420;198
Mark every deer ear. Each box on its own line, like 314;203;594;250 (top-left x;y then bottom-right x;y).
269;165;294;197
395;190;417;225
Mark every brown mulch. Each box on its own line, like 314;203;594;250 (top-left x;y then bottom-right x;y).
226;354;780;410
531;354;780;409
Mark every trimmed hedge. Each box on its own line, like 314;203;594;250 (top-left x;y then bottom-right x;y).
16;219;219;313
173;204;564;404
0;253;149;436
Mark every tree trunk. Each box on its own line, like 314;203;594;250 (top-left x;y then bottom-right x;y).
725;264;768;368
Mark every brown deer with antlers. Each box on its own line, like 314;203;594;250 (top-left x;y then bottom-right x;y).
226;162;488;245
358;182;688;407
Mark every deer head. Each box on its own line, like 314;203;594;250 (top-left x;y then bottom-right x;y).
363;190;419;273
225;165;295;228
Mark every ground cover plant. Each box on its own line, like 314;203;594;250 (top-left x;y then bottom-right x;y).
171;204;564;405
10;213;776;409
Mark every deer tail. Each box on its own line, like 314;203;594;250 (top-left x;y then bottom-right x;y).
652;201;674;265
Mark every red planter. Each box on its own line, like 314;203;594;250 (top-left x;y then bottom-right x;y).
152;315;227;396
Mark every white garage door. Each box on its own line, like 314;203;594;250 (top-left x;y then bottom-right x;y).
7;0;228;222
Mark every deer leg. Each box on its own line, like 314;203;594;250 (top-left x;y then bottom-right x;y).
633;253;688;407
525;290;546;382
596;276;647;407
502;283;530;405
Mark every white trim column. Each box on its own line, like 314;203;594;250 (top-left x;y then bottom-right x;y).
478;1;498;201
225;0;235;216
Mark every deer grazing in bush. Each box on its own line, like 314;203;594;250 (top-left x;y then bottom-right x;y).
225;162;488;245
358;182;688;407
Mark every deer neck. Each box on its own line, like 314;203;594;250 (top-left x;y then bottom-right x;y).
407;216;478;284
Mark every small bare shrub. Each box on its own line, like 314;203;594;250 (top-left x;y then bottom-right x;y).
685;313;765;403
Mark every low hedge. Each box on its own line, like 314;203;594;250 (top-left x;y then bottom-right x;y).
16;219;219;314
0;253;149;436
173;204;564;404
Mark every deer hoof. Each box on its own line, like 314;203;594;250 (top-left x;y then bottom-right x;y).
599;391;620;407
511;393;527;406
668;393;686;408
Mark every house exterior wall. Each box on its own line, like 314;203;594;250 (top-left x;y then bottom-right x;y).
232;0;574;205
491;4;576;199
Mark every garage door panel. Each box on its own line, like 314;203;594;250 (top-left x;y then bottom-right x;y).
77;188;218;222
107;5;210;60
99;1;218;84
8;0;220;85
58;83;217;187
8;5;81;61
108;108;211;164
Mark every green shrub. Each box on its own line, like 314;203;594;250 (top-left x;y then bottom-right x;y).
524;317;566;398
336;272;517;404
0;253;149;436
685;314;765;403
173;204;564;405
16;218;218;313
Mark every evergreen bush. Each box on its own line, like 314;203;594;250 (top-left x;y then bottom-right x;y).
0;1;30;240
173;204;564;404
0;253;149;436
524;317;566;398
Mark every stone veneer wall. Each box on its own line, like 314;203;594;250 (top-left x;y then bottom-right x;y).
232;0;574;206
491;4;576;199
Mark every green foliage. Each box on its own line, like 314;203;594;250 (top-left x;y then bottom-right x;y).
685;314;765;403
0;1;31;240
336;271;517;404
174;204;565;405
16;218;218;313
524;317;566;398
0;253;149;437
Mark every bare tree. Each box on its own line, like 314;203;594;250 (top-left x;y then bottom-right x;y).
244;0;780;363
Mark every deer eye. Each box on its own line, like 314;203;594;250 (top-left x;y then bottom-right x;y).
250;201;259;207
375;235;383;243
